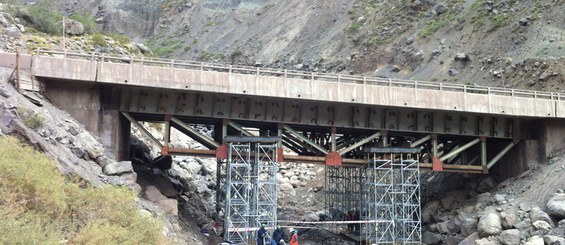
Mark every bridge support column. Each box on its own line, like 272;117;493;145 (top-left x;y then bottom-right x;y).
431;134;442;171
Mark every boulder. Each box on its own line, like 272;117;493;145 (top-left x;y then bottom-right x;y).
103;161;133;175
86;145;105;159
433;3;448;15
423;200;440;223
475;238;502;245
524;236;544;245
544;235;565;245
279;182;294;191
458;232;479;245
179;160;201;175
514;221;529;230
304;213;319;222
478;212;502;237
546;193;565;218
64;19;85;35
459;213;478;236
445;234;465;245
532;220;551;232
499;229;520;245
530;207;554;227
158;198;178;216
3;26;20;38
501;210;517;229
144;185;167;202
422;231;442;245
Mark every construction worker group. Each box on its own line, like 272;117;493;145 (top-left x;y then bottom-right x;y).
257;224;298;245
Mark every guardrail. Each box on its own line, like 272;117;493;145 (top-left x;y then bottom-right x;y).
34;48;564;101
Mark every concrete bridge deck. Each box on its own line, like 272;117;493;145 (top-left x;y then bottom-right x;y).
2;49;564;174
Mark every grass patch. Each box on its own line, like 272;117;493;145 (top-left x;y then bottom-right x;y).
69;13;97;34
0;136;165;244
23;0;63;35
348;22;362;34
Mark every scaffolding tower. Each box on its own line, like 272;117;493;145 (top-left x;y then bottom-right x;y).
324;166;363;233
362;147;421;244
223;137;279;244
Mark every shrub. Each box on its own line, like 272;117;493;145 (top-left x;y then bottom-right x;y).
348;22;362;34
69;13;97;34
24;0;63;35
17;107;45;129
146;39;182;57
106;32;131;46
0;136;165;244
92;33;107;47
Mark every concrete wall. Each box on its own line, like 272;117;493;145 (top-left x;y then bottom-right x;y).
43;80;129;160
541;119;565;158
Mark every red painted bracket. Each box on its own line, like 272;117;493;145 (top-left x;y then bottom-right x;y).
215;144;228;159
432;157;443;171
277;148;284;162
161;147;169;156
325;151;342;166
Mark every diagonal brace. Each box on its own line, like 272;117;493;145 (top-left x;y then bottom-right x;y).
439;138;480;162
338;132;382;156
410;135;432;148
227;121;253;136
487;141;517;169
171;117;220;149
122;112;163;148
283;125;328;155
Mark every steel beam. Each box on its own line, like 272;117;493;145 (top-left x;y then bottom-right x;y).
122;112;163;148
171;116;220;149
338;132;382;156
227;121;254;136
410;135;432;148
439;138;480;162
283;125;329;155
487;142;517;169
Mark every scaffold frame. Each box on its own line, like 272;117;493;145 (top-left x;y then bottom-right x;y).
324;166;363;233
362;150;421;244
223;140;279;244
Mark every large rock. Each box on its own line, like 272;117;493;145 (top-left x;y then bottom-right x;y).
422;231;442;245
144;185;167;202
86;145;105;159
279;182;294;191
3;26;20;37
478;212;502;237
458;232;479;245
158;198;178;216
304;213;319;222
475;238;502;245
179;160;201;175
532;220;551;232
459;213;478;236
499;229;520;245
423;200;440;223
500;210;517;229
102;161;133;175
64;19;85;35
546;193;565;218
544;235;565;245
524;236;544;245
530;207;554;227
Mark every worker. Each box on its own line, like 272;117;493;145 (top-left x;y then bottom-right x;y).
257;223;268;245
289;228;299;245
272;226;285;245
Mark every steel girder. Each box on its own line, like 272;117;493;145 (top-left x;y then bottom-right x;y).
120;89;516;139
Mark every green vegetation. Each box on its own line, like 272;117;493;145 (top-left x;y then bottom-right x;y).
348;22;362;34
0;136;165;244
420;12;456;38
92;33;107;47
17;107;45;129
24;0;64;35
69;13;97;34
146;39;183;57
106;32;131;46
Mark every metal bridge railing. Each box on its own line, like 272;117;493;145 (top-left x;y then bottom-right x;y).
33;48;564;101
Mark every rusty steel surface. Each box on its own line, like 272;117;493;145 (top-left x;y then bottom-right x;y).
18;49;565;118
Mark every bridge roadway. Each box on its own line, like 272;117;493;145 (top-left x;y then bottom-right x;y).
2;49;565;174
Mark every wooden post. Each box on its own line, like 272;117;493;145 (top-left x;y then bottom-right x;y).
16;48;20;92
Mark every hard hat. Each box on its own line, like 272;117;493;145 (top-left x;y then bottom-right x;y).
261;223;266;227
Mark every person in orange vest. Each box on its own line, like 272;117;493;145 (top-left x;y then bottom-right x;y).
289;228;299;245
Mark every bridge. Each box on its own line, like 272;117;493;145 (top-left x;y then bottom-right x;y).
3;49;565;244
2;49;564;175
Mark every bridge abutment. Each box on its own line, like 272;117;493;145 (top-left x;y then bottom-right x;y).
43;80;129;160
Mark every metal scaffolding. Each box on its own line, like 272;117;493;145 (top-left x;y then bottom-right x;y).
362;148;422;244
223;138;279;244
324;166;363;233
